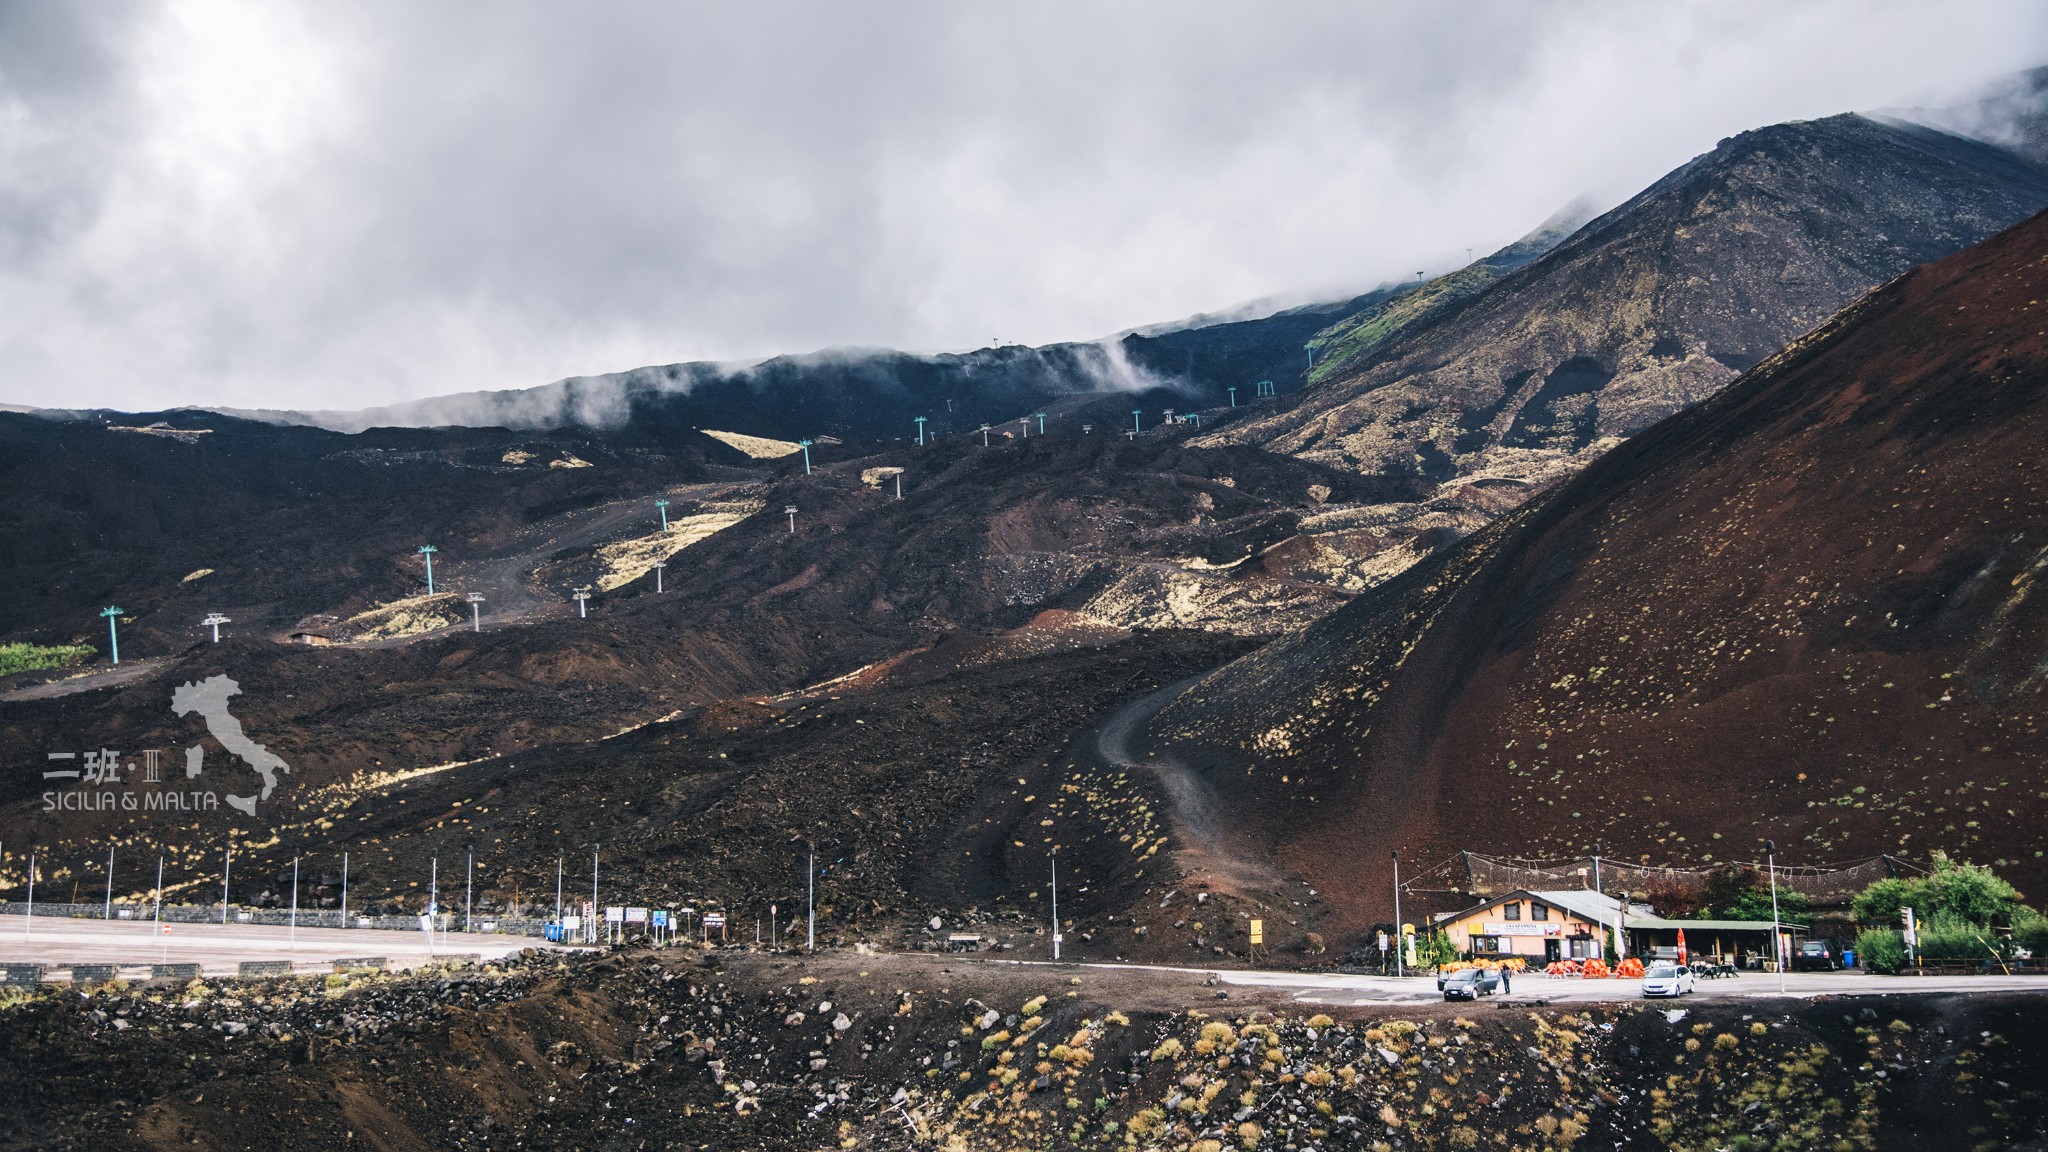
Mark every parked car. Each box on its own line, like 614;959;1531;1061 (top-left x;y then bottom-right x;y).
1641;962;1697;998
1440;968;1503;1001
1791;941;1839;972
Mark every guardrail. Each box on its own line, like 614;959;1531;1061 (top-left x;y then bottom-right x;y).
0;902;557;937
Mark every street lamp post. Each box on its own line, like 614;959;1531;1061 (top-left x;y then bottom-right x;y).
1767;839;1785;993
1391;850;1404;978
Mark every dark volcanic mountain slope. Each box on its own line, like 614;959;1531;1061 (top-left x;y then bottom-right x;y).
1158;208;2048;942
1199;115;2048;487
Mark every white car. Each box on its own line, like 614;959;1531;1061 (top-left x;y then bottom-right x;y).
1641;962;1696;998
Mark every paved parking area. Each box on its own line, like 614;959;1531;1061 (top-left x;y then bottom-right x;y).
0;914;572;979
1212;966;2048;1004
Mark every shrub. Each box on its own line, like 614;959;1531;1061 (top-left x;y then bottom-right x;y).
1916;914;2001;961
1852;853;2021;931
0;642;94;676
2012;911;2048;957
1855;928;1906;974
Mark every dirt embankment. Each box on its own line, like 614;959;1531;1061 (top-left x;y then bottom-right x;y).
1;948;2042;1151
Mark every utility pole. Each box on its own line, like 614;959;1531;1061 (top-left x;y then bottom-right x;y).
467;593;485;631
152;856;163;951
1050;848;1060;961
340;851;349;929
202;613;230;643
1392;850;1404;978
103;846;114;919
23;851;34;937
555;855;564;927
591;846;600;947
430;855;439;951
418;545;438;595
100;606;124;665
806;849;816;952
1593;844;1609;961
289;856;299;948
1767;839;1785;993
221;839;232;925
465;850;474;934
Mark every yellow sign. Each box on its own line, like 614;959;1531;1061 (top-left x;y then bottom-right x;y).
1249;919;1264;946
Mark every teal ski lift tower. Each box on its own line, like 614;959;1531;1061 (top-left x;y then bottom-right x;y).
797;439;814;475
100;606;124;665
655;499;670;532
1035;412;1046;435
1228;385;1238;407
417;544;438;594
465;593;485;631
915;416;928;445
1131;409;1142;434
201;613;230;643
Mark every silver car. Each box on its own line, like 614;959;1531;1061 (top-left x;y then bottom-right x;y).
1641;961;1696;998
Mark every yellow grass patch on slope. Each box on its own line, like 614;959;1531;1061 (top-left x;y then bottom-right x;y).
702;429;802;458
597;500;766;590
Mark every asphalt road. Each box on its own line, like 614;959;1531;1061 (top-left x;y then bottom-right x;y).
0;914;575;979
953;955;2048;1004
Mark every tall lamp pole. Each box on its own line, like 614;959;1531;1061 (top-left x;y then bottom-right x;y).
1767;839;1785;993
1391;850;1404;978
1050;848;1061;961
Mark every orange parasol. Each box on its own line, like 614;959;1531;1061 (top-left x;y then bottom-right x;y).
1676;927;1689;967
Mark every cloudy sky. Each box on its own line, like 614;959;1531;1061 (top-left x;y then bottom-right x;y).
1;1;2043;412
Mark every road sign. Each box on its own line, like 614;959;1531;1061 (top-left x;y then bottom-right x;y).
626;907;648;924
1249;919;1264;946
702;912;726;927
604;906;625;923
652;910;670;928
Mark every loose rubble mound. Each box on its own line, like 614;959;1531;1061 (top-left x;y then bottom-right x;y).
1;948;2040;1150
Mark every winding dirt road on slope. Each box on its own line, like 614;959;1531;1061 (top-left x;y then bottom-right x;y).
1084;671;1286;897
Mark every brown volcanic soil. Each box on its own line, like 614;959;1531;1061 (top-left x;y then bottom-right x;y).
1;948;2043;1151
0;432;1413;901
1160;208;2048;944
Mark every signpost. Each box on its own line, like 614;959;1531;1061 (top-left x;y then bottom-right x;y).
703;911;727;944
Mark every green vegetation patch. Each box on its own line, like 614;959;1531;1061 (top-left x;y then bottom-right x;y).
0;642;96;676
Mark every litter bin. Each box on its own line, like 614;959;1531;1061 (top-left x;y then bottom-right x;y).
1842;950;1855;969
